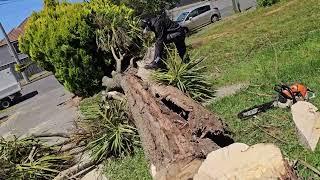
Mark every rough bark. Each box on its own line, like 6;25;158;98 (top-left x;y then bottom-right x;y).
107;47;233;175
121;72;232;171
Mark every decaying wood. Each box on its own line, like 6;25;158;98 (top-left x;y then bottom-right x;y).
53;156;97;180
121;71;233;171
101;90;125;101
100;47;233;176
194;143;298;180
31;132;70;139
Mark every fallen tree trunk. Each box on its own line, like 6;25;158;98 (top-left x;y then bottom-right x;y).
121;72;232;170
103;47;233;177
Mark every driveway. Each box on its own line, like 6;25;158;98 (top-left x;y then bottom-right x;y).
0;75;77;139
215;0;257;18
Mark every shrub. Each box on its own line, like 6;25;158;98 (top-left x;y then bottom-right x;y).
20;1;142;96
20;3;107;96
257;0;280;7
79;99;139;161
152;48;215;102
111;0;179;17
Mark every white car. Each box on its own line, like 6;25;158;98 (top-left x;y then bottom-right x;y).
176;2;221;33
0;68;21;109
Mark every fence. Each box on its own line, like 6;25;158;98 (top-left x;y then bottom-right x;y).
0;58;45;81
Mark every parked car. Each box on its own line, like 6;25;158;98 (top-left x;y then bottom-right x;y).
175;2;221;33
0;68;22;109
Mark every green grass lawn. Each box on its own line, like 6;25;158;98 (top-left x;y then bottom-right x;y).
104;148;152;180
188;0;320;178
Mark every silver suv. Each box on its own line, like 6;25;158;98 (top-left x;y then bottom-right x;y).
176;2;221;33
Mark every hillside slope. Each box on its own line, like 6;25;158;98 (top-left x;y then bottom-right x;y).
189;0;320;178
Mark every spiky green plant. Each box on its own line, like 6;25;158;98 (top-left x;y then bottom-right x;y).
80;99;139;162
0;136;71;180
152;48;215;102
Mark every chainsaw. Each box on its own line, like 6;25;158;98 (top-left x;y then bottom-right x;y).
238;83;315;119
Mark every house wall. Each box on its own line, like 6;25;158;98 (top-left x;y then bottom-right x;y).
0;45;44;81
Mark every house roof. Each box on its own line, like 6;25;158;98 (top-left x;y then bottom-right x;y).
0;18;29;67
0;18;28;47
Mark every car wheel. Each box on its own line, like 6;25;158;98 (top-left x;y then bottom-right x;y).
211;15;219;23
1;99;11;109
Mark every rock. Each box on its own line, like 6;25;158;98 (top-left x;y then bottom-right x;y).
81;164;107;180
291;101;320;151
194;143;297;180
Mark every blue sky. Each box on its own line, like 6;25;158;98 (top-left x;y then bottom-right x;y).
0;0;82;39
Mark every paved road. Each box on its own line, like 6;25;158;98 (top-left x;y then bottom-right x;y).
0;75;76;139
214;0;257;18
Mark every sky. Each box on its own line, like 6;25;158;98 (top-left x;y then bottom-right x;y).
0;0;82;39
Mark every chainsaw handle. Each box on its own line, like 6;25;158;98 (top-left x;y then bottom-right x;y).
274;84;297;103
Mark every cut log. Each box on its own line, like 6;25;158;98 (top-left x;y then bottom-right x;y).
194;143;298;180
291;101;320;151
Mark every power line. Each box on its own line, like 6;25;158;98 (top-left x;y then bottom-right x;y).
0;0;27;6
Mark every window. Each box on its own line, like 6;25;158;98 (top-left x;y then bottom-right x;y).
186;5;211;20
186;9;199;20
176;12;189;22
198;5;211;15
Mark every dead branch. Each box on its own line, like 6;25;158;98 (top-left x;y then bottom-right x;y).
27;146;36;163
31;133;70;139
53;157;98;180
298;160;320;177
130;57;136;67
102;91;125;101
251;119;288;144
53;139;73;148
69;164;96;179
110;46;125;73
59;142;86;154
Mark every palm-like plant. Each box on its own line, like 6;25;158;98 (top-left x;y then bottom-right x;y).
81;100;139;162
0;136;71;179
153;48;215;102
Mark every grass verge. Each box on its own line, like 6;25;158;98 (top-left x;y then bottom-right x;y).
79;95;152;180
104;148;152;180
189;0;320;178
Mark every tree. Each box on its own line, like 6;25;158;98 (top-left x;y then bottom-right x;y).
44;0;58;9
111;0;180;17
20;0;142;96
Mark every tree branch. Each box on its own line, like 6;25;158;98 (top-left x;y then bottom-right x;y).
110;46;125;73
53;158;98;180
31;133;70;139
